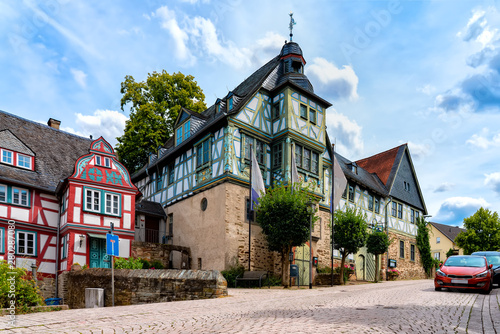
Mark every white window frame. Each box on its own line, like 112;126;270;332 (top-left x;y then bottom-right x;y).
105;193;120;215
12;187;28;206
85;189;100;212
17;154;31;169
1;149;13;165
16;231;36;256
436;237;440;244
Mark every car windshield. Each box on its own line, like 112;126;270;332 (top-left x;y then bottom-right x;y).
485;255;500;266
444;256;486;268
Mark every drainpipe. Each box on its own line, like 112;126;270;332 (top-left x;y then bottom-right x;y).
384;198;392;281
54;181;63;298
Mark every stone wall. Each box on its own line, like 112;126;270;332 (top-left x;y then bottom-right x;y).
131;241;192;269
36;276;56;300
314;273;342;286
63;268;227;309
381;231;427;280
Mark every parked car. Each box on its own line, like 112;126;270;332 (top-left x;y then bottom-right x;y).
434;255;493;294
471;251;500;285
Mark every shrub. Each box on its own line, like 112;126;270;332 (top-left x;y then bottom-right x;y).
141;259;151;269
317;266;332;274
334;264;354;283
114;257;143;269
0;260;44;313
221;263;245;287
150;260;164;269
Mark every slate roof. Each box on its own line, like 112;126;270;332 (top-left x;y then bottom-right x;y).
135;200;167;218
429;221;466;243
0;110;92;192
335;152;388;197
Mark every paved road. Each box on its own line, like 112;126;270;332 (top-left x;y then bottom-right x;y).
1;279;500;333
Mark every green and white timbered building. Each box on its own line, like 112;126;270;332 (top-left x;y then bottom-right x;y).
132;40;428;282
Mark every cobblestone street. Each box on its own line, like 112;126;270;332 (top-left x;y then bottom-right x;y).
2;279;500;333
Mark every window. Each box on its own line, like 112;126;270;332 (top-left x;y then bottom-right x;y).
228;97;233;111
272;143;282;169
17;154;31;169
404;181;411;192
0;228;4;253
86;189;100;212
415;211;420;220
368;195;374;211
437;237;440;244
300;104;308;119
244;136;264;165
61;235;68;259
434;252;440;260
374;198;380;214
176;127;183;146
295;145;302;168
12;188;28;206
156;170;163;191
0;185;6;202
309;108;317;124
197;139;210;167
303;148;311;171
105;193;120;215
411;209;415;223
391;202;397;217
398;203;403;219
400;240;405;258
1;150;12;164
411;244;415;261
184;120;191;140
342;185;347;199
95;156;111;168
311;152;319;174
168;214;173;237
168;163;175;184
17;231;36;256
272;103;280;120
348;185;355;202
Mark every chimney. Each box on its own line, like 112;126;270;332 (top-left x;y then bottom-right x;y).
47;118;61;130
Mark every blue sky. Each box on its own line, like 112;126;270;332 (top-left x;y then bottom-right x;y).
1;0;500;227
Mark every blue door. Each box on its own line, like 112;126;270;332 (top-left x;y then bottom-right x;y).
89;237;110;268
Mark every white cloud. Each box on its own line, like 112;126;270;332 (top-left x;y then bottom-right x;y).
434;196;490;225
457;10;487;42
326;110;363;156
307;57;359;100
417;84;436;95
407;141;434;166
75;109;128;147
485;172;500;195
70;68;87;88
466;128;500;149
155;6;194;64
434;182;455;193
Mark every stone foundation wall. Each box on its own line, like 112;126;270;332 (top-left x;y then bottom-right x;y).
131;241;192;269
63;268;227;309
36;276;56;300
381;231;427;280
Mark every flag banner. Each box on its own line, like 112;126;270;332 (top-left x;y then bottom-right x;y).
251;150;266;211
291;147;299;185
331;155;348;212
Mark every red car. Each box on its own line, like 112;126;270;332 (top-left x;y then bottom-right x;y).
434;255;493;294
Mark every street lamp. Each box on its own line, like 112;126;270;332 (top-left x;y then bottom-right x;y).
308;200;314;290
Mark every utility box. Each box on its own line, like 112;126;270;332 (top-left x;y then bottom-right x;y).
85;288;104;308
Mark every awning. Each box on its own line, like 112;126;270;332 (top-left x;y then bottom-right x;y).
87;233;107;239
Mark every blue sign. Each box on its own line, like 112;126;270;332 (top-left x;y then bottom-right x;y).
106;233;119;256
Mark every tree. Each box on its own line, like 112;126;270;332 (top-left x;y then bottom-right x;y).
332;207;368;285
116;71;206;173
416;217;434;277
455;207;500;254
366;231;390;282
256;183;318;287
446;248;457;258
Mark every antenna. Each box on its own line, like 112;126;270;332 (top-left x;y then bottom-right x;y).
289;12;296;42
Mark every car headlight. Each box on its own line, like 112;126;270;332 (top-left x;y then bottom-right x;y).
475;271;489;278
436;270;447;277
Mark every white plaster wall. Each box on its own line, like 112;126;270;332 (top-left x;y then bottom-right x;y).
10;207;29;222
44;210;58;227
74;234;87;253
73;254;87;266
83;214;100;225
38;262;56;274
74;187;81;204
0;205;6;218
73;207;81;223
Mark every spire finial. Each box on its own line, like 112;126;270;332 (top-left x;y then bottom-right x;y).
289;12;296;42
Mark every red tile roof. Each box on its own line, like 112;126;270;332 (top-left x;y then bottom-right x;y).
355;145;405;185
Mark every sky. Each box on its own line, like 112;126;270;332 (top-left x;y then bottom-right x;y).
1;0;500;227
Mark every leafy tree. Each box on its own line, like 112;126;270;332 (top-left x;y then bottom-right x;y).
116;71;206;173
256;183;318;287
416;217;434;277
455;207;500;254
332;207;368;285
366;231;390;282
446;248;457;258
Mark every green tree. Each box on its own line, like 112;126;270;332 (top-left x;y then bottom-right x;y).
116;71;206;173
366;231;390;282
455;207;500;254
256;183;318;287
332;207;368;285
446;248;457;258
416;217;434;277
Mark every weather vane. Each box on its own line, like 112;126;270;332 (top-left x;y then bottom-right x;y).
289;12;296;42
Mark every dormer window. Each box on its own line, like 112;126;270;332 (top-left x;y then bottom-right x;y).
350;162;358;174
292;60;303;73
176;120;191;146
1;150;12;164
95;156;111;168
228;97;233;111
17;154;31;169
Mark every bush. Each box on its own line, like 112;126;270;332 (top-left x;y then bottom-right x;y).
0;260;44;313
317;266;332;274
150;260;164;269
114;257;143;269
221;264;245;287
334;264;354;283
263;274;282;287
141;259;151;269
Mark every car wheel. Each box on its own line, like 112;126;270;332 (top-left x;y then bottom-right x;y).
435;287;442;291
